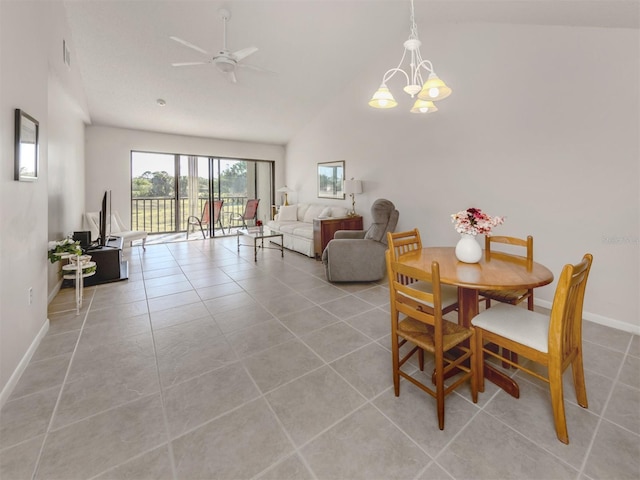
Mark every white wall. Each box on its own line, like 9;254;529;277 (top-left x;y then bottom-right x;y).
84;125;286;227
287;23;639;333
0;1;88;401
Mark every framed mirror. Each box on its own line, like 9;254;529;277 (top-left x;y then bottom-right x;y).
15;109;39;181
317;161;345;199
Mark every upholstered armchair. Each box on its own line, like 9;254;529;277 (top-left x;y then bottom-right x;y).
322;199;399;282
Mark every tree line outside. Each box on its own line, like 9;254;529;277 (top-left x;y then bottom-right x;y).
131;162;248;233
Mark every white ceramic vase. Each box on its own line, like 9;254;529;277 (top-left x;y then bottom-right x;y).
455;233;482;263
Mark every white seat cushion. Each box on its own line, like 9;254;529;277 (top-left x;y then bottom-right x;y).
402;280;459;310
278;223;300;234
471;303;549;353
292;225;313;239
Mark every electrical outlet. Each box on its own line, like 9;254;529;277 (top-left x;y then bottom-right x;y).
28;287;33;305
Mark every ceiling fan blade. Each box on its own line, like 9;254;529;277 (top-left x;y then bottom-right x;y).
172;61;208;67
232;46;258;61
237;63;276;74
227;70;238;83
170;36;209;55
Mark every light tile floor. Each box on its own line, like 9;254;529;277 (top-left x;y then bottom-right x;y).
1;237;638;479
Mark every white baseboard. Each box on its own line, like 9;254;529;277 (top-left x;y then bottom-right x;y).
0;318;50;409
535;299;640;336
48;279;63;305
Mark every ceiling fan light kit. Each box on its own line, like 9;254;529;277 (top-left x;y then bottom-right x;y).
170;8;263;83
369;0;452;113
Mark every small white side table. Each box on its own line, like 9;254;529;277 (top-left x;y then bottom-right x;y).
61;258;96;315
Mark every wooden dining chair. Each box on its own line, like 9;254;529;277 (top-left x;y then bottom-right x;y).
187;199;225;239
472;253;593;444
478;234;533;366
479;235;535;310
385;249;478;430
387;229;459;317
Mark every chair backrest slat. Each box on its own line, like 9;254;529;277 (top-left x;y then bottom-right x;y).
387;229;422;285
548;254;593;358
386;250;444;340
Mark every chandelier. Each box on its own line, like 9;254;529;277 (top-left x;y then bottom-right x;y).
368;0;451;114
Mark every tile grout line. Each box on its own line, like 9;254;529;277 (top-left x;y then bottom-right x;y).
148;243;182;480
577;333;635;478
30;286;97;480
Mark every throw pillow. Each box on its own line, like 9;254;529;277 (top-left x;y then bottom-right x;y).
278;205;298;221
303;205;326;223
319;207;333;218
296;203;310;220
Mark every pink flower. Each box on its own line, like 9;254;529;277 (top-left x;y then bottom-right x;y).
451;208;504;236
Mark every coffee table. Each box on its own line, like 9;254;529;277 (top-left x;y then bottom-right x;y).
237;227;284;262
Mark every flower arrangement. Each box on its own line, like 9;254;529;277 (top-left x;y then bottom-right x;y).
451;208;504;236
48;238;82;263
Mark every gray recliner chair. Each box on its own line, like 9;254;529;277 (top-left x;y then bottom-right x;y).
322;199;399;282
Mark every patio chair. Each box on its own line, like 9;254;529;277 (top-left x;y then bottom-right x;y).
187;200;225;239
230;199;260;229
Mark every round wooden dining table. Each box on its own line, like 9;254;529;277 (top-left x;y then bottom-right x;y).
397;247;554;397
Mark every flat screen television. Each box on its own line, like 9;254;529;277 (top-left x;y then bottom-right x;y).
98;190;112;246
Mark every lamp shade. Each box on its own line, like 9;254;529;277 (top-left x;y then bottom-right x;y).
418;73;452;101
410;99;438;114
344;179;363;195
368;86;398;109
277;185;293;193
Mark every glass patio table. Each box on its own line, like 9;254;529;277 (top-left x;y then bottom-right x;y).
237;227;284;262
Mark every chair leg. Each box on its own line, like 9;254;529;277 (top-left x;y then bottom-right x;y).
571;350;588;409
470;331;478;404
435;351;445;430
418;349;425;371
475;328;485;393
548;363;569;444
392;335;400;397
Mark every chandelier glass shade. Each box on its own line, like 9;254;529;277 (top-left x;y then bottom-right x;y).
368;0;451;113
410;99;437;114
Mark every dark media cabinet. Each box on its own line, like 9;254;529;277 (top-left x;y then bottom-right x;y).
83;237;128;286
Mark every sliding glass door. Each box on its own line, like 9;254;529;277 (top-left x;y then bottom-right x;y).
131;151;273;237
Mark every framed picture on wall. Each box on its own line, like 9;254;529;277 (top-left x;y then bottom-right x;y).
317;161;345;199
14;109;39;181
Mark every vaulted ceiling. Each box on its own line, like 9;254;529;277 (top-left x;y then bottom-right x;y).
64;0;639;145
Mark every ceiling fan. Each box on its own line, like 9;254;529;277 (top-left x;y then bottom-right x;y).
170;8;264;83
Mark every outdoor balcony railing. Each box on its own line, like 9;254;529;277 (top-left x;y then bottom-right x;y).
131;196;250;234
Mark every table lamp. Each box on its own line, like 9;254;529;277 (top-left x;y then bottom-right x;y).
343;178;363;216
277;185;293;205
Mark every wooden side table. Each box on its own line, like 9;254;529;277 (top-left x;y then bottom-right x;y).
313;215;363;259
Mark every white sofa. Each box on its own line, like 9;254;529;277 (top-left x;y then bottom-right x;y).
267;203;350;257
